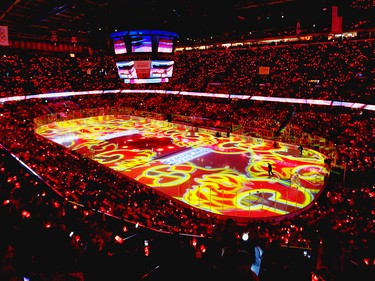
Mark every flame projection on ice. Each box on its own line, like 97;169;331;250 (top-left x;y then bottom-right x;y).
36;115;329;219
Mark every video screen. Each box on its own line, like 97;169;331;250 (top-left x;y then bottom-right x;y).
110;30;179;55
116;60;173;84
131;35;152;53
124;77;169;84
113;37;127;54
116;60;173;80
157;36;174;53
150;60;174;78
134;60;152;78
116;61;137;79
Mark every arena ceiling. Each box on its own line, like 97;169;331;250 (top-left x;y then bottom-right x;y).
0;0;347;46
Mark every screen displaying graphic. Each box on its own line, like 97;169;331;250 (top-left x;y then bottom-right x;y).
150;60;174;78
113;37;127;54
134;60;152;78
157;36;174;53
116;60;174;83
124;77;169;84
131;35;152;53
110;30;178;84
116;61;137;79
110;30;179;55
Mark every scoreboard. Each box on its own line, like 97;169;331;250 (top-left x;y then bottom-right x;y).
110;30;179;84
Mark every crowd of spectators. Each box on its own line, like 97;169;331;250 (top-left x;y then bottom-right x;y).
1;39;374;104
0;36;374;281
